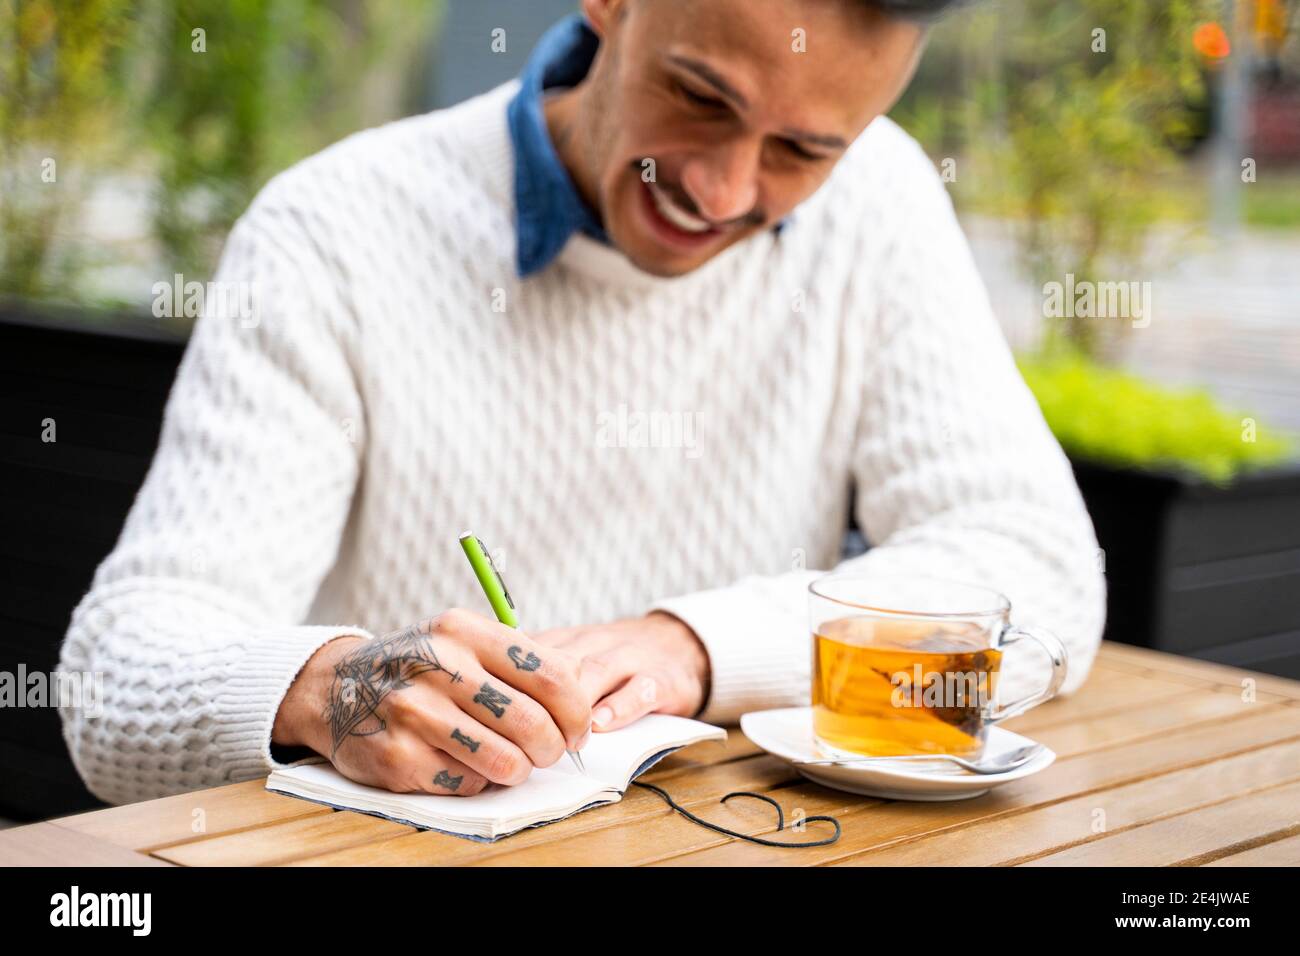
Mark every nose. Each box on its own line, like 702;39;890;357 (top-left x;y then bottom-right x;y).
680;136;761;225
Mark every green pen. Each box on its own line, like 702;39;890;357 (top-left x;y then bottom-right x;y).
459;531;587;774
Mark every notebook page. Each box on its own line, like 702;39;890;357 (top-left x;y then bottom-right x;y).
576;714;727;789
269;761;610;827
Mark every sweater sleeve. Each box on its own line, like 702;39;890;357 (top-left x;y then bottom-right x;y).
57;183;376;804
651;137;1107;727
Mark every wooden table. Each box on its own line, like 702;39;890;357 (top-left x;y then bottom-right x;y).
6;642;1300;866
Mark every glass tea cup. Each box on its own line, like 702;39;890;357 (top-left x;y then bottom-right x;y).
808;572;1068;760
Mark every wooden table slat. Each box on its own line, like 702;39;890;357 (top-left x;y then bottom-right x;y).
285;751;803;866
1002;669;1240;735
50;779;332;852
650;703;1300;866
1201;832;1300;866
825;737;1300;866
1094;643;1300;700
1019;779;1300;867
150;808;415;867
2;822;173;867
7;642;1299;866
1022;683;1281;757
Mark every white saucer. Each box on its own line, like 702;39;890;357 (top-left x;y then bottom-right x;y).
740;706;1056;801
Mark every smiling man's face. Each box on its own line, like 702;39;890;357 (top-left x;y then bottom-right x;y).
548;0;927;277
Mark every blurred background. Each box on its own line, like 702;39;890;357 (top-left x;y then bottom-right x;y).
1;0;1298;818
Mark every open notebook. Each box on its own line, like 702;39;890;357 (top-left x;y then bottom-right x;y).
265;713;727;842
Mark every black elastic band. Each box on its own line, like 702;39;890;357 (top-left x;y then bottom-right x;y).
632;781;842;848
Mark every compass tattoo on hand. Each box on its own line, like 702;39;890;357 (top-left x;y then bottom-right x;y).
324;622;464;757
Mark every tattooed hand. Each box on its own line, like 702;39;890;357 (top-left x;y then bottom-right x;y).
272;609;591;796
529;612;711;733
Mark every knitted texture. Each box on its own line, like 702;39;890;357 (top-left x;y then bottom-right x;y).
58;82;1106;804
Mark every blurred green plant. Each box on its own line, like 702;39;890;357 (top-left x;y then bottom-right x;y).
897;0;1218;360
1;0;441;305
142;0;441;277
1241;169;1300;227
1018;349;1294;483
0;0;133;300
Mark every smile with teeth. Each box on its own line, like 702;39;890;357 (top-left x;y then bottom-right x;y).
647;181;715;234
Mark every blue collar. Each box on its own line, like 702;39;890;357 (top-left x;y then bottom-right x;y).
507;15;608;278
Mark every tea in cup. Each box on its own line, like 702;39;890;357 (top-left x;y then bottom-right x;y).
809;573;1067;759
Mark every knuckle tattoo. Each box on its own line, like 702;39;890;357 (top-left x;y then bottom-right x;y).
507;644;542;672
450;727;481;752
473;681;512;718
432;768;464;792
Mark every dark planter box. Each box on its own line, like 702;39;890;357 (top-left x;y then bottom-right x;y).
0;302;187;820
1073;457;1300;680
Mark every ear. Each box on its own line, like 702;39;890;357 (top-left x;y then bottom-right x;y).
580;0;629;40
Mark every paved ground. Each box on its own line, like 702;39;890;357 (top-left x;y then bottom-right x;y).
966;218;1300;442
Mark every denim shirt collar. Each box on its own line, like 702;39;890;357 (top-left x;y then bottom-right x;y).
507;15;608;278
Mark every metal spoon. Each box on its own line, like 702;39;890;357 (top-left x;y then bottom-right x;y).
795;742;1045;775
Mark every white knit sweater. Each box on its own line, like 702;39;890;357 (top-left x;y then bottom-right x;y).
58;81;1106;805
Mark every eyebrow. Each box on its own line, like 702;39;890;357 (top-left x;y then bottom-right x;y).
665;54;848;153
666;54;749;110
779;127;849;151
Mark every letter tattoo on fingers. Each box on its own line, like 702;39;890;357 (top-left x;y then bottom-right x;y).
433;770;463;791
473;682;512;718
324;623;463;757
451;728;481;752
507;645;541;671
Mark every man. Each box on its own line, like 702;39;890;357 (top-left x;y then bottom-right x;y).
59;0;1105;804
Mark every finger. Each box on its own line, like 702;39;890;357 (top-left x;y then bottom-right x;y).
432;609;591;749
532;630;644;709
591;672;667;733
363;620;570;771
575;646;653;706
435;652;571;772
395;687;534;787
419;749;489;796
340;733;489;797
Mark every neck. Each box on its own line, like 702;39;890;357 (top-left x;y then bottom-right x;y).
543;86;603;222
